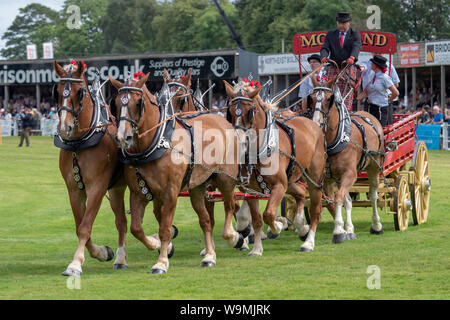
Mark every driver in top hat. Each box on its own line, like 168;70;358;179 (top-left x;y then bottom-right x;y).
319;12;361;111
320;12;361;68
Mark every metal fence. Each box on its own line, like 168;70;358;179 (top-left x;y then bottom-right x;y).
0;119;58;137
443;123;450;151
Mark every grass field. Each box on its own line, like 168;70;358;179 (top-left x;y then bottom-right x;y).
0;136;449;300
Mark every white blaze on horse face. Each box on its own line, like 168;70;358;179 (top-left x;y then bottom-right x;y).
312;92;323;124
117;103;129;143
60;97;69;132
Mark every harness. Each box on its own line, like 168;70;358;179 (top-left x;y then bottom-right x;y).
226;94;297;193
54;70;112;190
118;83;197;201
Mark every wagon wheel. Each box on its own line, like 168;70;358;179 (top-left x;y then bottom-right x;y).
393;175;411;231
409;141;431;225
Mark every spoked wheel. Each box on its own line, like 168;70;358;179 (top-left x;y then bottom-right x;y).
409;141;431;225
393;175;411;231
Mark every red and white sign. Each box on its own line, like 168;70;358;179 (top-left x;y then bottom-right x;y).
399;43;420;67
26;44;37;60
293;30;397;55
43;42;54;59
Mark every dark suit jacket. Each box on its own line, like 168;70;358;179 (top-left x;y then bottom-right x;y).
320;28;362;66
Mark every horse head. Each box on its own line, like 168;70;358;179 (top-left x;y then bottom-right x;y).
310;74;337;127
164;68;194;112
109;73;151;150
53;60;88;139
223;80;267;131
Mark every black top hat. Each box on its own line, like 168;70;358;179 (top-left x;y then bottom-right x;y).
370;55;388;69
336;12;351;22
307;54;321;63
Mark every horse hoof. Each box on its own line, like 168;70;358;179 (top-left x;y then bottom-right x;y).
113;264;128;270
346;233;357;240
332;233;347;244
171;225;179;239
158;244;175;259
61;268;82;277
248;234;254;244
370;227;384;235
284;219;293;231
299;231;309;242
150;268;166;274
233;233;245;249
237;224;251;239
267;230;280;239
299;247;313;252
105;246;114;261
201;261;216;268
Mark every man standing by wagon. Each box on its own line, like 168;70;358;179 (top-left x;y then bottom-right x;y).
320;12;361;111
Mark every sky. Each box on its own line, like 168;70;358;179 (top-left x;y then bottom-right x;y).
0;0;65;55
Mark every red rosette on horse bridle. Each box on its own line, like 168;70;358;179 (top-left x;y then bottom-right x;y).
70;60;87;72
133;71;146;80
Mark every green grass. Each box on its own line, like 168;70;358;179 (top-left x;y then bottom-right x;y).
0;136;449;300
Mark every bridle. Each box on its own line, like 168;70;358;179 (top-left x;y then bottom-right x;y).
312;86;333;129
167;81;192;112
227;92;257;131
54;66;87;128
118;79;145;133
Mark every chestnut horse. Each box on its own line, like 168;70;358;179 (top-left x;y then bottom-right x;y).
53;61;128;277
224;80;326;253
310;75;385;242
109;73;245;273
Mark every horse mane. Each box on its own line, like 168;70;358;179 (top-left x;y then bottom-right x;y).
233;82;278;112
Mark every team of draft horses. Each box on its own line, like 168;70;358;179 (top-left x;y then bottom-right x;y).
52;58;388;276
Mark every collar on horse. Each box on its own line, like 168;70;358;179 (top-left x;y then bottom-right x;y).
118;84;176;167
54;72;110;152
313;85;352;156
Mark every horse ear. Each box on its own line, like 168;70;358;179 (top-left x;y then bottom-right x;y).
247;86;263;100
54;61;65;78
135;72;150;88
327;76;337;89
311;73;320;88
182;69;192;87
74;60;85;77
223;80;235;98
163;69;170;81
109;76;124;90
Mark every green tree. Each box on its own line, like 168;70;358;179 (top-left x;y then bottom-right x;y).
56;0;109;58
193;0;238;50
102;0;160;54
1;4;59;60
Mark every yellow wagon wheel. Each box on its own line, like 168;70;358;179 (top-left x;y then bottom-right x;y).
393;175;411;231
409;141;431;225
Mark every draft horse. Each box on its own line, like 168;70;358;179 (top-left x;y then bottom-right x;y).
109;73;245;273
309;75;386;242
53;61;128;277
224;80;326;253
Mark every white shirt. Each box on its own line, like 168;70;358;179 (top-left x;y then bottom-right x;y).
367;71;394;107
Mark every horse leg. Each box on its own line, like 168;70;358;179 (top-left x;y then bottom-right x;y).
235;200;252;239
189;185;216;267
245;199;263;256
344;193;356;240
213;175;242;250
108;186;129;270
287;183;310;241
63;186;112;277
331;173;356;244
199;198;216;256
368;166;384;234
129;191;161;251
151;190;178;274
300;185;323;252
262;183;286;239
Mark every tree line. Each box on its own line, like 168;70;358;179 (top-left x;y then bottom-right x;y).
1;0;448;60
